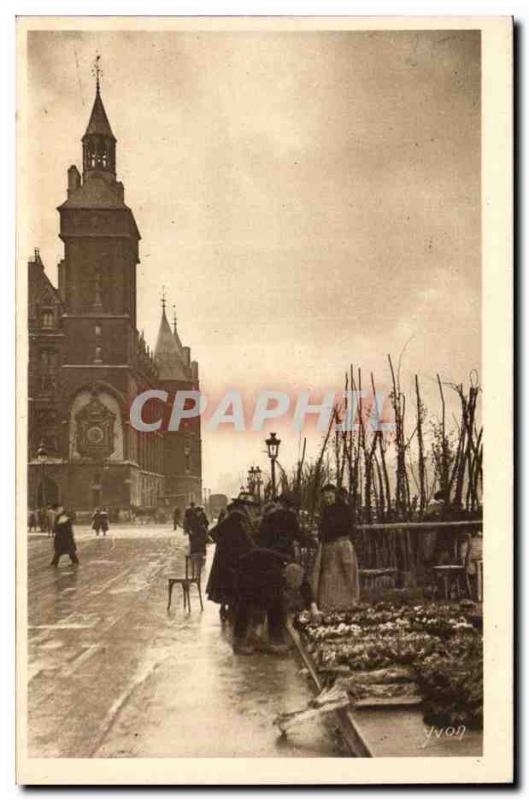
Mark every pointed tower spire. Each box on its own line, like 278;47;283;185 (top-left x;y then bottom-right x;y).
82;56;116;179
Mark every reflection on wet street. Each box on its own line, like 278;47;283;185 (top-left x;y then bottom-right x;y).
27;527;345;758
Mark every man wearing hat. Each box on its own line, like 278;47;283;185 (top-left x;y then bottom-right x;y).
50;504;79;567
184;501;209;556
206;498;256;618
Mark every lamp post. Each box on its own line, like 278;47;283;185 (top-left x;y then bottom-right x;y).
265;432;281;499
247;466;256;497
36;440;47;510
254;466;263;503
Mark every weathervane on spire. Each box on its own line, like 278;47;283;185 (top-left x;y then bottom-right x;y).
172;305;177;335
92;53;102;93
161;285;166;313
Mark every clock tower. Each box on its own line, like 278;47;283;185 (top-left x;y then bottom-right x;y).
28;67;202;515
52;76;164;511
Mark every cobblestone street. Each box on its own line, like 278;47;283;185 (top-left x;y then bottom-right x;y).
27;526;344;759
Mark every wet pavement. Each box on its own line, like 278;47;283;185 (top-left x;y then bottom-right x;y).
27;526;345;758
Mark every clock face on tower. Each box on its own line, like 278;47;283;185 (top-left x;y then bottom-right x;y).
86;425;105;444
75;395;115;459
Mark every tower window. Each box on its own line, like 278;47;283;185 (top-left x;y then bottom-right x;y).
39;349;58;392
41;310;54;328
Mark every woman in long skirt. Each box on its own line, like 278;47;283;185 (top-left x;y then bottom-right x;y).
311;484;359;611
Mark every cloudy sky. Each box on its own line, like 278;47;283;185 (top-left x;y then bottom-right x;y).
25;29;481;495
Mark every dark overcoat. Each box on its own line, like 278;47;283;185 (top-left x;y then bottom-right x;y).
206;510;254;605
53;515;77;556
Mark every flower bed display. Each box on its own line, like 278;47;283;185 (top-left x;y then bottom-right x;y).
294;601;483;728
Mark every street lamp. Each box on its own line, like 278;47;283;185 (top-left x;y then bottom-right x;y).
265;432;281;498
36;440;47;510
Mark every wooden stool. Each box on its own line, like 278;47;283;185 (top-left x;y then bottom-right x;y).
167;555;205;612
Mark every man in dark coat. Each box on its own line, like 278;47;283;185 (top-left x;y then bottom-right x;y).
50;505;79;566
206;501;255;614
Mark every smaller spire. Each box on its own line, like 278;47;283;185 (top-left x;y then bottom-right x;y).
172;305;177;336
161;285;166;314
155;303;188;381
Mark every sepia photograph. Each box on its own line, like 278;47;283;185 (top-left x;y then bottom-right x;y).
15;15;513;785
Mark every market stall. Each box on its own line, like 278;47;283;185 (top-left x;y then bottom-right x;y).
282;601;483;757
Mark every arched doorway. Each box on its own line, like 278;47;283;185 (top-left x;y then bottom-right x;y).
37;477;59;508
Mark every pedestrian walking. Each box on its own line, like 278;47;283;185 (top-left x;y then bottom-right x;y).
99;508;109;535
311;483;360;611
92;508;102;536
173;505;181;530
50;505;79;567
28;509;37;532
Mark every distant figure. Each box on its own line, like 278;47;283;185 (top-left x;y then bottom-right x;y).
184;502;208;555
50;505;79;567
28;509;37;532
46;505;58;537
37;508;47;533
100;508;109;535
173;506;182;530
92;508;102;536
